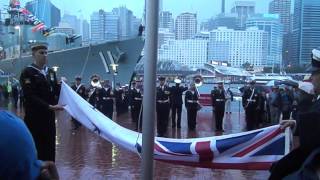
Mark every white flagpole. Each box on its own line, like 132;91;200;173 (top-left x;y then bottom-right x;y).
141;0;159;179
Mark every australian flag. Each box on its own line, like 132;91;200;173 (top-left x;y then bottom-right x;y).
137;125;288;170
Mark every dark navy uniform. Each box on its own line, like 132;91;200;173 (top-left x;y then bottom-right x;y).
211;88;226;131
71;83;86;99
242;86;260;130
20;64;59;161
88;86;102;109
130;87;143;129
170;84;187;128
185;90;199;130
101;87;114;119
114;87;125;116
156;85;171;137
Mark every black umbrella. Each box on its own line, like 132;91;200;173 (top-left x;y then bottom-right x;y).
239;85;271;93
278;79;299;87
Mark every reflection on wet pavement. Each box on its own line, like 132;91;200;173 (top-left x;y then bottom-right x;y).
2;100;270;179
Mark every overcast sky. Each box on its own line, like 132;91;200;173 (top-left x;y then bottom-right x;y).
1;0;277;21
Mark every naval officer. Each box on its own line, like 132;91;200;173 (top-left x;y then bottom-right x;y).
156;76;171;137
20;42;63;161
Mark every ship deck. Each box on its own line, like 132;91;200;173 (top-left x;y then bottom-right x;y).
2;99;270;179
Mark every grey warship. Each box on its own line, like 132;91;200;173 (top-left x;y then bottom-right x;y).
0;0;144;84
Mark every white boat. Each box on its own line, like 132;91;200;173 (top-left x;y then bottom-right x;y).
247;74;293;85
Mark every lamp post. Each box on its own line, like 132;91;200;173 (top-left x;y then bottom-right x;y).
14;25;22;76
110;63;118;88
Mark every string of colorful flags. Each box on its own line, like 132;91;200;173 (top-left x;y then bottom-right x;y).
9;0;55;36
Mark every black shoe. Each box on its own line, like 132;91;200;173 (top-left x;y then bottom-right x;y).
177;125;181;128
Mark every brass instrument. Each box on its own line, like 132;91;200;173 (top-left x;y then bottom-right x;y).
91;79;102;88
194;75;203;87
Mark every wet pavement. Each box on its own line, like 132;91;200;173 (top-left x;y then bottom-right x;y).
1;99;270;179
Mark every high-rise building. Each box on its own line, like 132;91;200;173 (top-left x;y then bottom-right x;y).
221;0;226;14
158;39;208;69
269;0;291;66
113;7;133;40
175;12;197;40
158;28;175;48
55;22;74;35
246;14;283;67
90;10;120;42
214;13;239;30
61;14;80;34
208;27;268;67
131;16;141;37
105;12;119;41
269;0;291;34
159;0;163;12
90;7;138;42
231;1;255;30
159;11;174;32
0;10;3;35
292;0;320;66
25;0;61;27
90;10;105;42
82;20;90;42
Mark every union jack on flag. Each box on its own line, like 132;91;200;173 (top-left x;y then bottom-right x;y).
137;125;288;170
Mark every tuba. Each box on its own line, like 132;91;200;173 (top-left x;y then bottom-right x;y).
193;75;203;87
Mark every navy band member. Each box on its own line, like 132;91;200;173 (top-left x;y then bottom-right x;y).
20;42;63;161
211;82;226;131
71;76;86;99
269;47;320;179
130;80;143;130
88;74;104;114
101;80;114;119
170;78;188;128
156;76;171;137
242;80;260;131
185;83;199;131
114;83;125;116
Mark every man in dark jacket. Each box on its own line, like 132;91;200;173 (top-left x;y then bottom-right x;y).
211;82;226;131
101;80;114;119
130;81;143;130
20;42;63;161
269;47;320;179
242;80;260;131
170;78;187;128
185;83;199;130
156;76;171;137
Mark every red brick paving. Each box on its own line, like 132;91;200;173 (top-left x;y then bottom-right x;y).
2;100;270;179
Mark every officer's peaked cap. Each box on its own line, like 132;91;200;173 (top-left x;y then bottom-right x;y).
30;42;48;51
307;47;320;73
158;76;166;81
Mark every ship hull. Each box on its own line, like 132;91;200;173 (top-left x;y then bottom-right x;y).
0;37;144;85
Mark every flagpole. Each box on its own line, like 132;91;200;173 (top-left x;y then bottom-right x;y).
141;0;159;179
